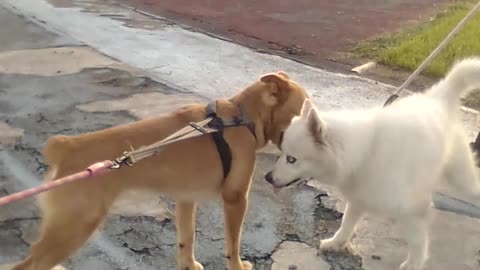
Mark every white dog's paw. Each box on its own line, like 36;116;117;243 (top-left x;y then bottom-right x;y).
399;260;423;270
399;262;411;270
319;238;347;252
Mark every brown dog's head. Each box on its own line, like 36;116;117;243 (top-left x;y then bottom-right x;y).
232;71;310;148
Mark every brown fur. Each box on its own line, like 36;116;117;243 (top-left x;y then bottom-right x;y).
11;72;308;270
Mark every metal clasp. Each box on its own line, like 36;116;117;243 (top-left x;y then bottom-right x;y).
110;152;134;169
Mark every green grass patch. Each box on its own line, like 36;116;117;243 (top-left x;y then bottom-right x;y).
354;2;480;77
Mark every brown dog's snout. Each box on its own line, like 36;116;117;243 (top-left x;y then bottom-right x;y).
265;171;274;184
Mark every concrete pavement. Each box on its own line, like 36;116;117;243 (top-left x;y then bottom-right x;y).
4;0;480;136
1;0;480;269
0;3;357;270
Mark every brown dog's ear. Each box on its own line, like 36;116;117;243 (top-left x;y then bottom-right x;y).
300;99;313;119
260;72;288;86
277;71;290;79
260;73;290;106
307;107;324;144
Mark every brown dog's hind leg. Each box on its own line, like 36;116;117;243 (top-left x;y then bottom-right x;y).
11;187;110;270
175;201;203;270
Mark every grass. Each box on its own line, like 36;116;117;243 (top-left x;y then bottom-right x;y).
353;1;480;77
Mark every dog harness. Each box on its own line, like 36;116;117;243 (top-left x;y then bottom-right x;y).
0;100;257;207
198;100;256;178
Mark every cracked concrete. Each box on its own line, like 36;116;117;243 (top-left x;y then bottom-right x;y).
351;211;480;270
0;5;359;270
1;1;480;270
271;241;330;270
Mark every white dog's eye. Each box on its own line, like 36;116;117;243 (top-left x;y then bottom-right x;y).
286;155;297;164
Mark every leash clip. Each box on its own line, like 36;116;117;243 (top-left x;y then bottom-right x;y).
383;94;399;107
110;152;134;169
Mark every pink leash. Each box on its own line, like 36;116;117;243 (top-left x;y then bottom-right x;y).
0;117;219;207
0;160;113;207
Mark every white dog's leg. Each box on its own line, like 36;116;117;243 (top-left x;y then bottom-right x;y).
399;216;429;270
320;203;363;252
443;130;480;206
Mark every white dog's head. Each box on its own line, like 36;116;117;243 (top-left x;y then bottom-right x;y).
265;99;338;188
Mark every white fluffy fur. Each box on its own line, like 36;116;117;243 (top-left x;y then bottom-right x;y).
269;58;480;270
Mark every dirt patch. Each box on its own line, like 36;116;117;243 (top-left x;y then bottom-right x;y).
0;122;23;146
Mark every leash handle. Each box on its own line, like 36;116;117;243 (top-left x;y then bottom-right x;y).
0;160;113;207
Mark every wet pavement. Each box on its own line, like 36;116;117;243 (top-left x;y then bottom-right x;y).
116;0;450;69
0;4;360;270
1;1;480;270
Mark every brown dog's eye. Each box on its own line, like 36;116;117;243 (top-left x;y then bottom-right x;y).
286;155;297;164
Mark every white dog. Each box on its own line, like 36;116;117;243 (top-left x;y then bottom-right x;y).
265;58;480;270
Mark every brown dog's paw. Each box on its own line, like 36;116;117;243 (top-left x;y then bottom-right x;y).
240;261;253;270
180;261;204;270
228;260;253;270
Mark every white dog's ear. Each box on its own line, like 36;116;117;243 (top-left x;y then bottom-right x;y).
307;107;325;144
301;99;313;119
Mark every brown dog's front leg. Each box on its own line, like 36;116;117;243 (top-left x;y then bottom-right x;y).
222;192;253;270
175;201;203;270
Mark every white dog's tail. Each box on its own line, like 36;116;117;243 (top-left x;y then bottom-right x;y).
429;57;480;110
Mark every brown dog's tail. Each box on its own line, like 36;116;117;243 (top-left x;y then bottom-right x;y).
43;135;73;171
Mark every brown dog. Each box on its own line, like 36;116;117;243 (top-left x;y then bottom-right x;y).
10;71;308;270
